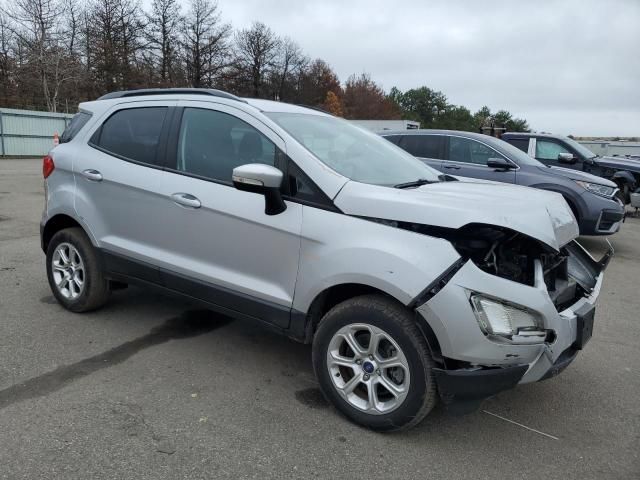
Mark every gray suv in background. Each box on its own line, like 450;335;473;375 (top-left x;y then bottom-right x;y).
382;130;625;235
41;89;610;431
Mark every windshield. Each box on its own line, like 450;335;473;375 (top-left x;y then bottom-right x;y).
562;136;597;159
265;112;441;186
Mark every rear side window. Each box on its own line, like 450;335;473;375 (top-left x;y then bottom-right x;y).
60;112;91;143
449;137;501;165
383;135;402;145
400;135;444;159
90;107;167;165
506;138;529;153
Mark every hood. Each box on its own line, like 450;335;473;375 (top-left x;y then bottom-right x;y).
334;180;579;251
595;156;640;172
540;166;618;186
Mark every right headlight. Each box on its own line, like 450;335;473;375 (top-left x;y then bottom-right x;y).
574;180;616;198
470;294;543;339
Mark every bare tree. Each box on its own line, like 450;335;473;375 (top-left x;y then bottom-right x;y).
233;21;280;98
272;36;306;101
85;0;145;94
145;0;181;85
182;0;230;88
0;9;16;106
1;0;77;111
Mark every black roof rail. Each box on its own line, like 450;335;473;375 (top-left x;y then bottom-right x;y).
97;88;247;103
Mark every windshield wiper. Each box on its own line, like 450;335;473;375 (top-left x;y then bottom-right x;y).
394;178;434;189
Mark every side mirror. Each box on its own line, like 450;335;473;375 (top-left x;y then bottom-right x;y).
232;164;287;215
486;157;515;170
558;152;577;164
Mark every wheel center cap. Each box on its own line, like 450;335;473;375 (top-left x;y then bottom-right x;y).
362;361;375;374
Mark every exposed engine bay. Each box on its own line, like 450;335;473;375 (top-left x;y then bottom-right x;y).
369;219;601;311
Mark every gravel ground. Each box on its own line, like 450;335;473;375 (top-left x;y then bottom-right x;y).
0;158;638;479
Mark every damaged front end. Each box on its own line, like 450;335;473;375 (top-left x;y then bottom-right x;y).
387;220;613;413
389;220;608;314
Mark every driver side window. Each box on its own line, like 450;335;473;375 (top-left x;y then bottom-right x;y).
176;108;277;182
448;137;499;165
535;140;571;161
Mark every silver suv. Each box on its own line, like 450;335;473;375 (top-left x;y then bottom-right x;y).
41;88;611;431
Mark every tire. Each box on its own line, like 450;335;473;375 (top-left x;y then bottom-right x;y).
615;184;629;204
46;227;110;312
312;294;437;432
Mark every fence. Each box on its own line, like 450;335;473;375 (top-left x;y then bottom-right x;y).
0;108;73;158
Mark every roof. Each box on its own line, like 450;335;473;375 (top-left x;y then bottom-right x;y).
244;98;329;115
98;88;246;103
379;129;490;141
502;132;561;139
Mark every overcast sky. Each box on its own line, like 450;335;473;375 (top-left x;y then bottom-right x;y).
201;0;639;136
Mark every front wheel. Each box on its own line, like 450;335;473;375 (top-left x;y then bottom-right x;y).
312;295;437;431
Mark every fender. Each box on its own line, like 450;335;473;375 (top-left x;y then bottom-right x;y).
292;207;462;315
611;170;636;188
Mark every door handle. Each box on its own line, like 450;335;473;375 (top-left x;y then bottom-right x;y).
82;169;103;181
171;193;201;209
443;165;461;170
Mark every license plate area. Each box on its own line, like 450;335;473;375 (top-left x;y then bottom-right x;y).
573;303;595;350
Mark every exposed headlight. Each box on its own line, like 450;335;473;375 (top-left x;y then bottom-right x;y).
574;180;616;198
471;294;543;338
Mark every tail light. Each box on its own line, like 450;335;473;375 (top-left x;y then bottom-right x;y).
43;155;55;179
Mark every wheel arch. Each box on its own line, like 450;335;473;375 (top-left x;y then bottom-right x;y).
299;283;443;363
41;214;93;252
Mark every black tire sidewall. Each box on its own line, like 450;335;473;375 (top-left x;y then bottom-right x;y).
313;297;434;431
46;228;107;312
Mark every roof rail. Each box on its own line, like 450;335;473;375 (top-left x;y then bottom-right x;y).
295;104;333;116
97;88;247;103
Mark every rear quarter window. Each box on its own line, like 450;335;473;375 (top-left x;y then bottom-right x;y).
60;112;92;143
505;138;529;153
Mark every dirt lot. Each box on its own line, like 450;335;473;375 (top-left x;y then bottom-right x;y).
0;158;638;479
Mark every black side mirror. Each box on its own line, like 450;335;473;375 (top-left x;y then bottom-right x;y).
232;164;287;215
486;158;516;170
558;153;577;164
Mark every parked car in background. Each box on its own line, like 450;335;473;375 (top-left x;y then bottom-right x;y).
41;89;610;431
502;132;640;203
382;130;625;236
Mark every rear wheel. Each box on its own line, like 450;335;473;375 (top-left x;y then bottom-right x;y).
312;294;437;431
46;227;110;312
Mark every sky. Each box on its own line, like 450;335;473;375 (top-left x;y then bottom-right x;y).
186;0;639;137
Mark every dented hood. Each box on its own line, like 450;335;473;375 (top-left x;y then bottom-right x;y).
334;180;579;251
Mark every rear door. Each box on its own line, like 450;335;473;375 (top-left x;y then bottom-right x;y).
74;101;175;283
444;136;516;183
397;134;445;171
153;101;303;327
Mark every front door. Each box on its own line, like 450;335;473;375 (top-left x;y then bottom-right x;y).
444;136;516;183
154;102;303;328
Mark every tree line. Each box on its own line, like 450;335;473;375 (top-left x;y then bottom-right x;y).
0;0;528;132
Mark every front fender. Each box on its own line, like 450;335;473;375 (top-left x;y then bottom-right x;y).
611;170;636;188
292;207;461;313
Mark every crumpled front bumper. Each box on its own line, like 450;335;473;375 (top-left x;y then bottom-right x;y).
416;240;612;412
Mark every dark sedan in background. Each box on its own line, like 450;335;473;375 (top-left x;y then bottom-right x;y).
382;130;625;236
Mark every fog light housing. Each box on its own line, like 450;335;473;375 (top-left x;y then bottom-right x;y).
471;294;544;340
